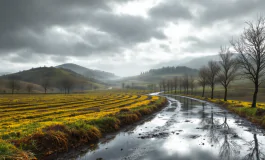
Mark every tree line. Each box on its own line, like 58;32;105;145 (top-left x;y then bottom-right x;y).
1;75;98;94
160;17;265;108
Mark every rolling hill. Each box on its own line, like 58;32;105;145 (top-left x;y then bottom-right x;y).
56;63;119;81
0;67;105;93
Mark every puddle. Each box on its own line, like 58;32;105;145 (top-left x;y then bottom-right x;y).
59;95;265;160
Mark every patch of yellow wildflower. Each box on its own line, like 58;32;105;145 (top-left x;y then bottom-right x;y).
0;90;160;140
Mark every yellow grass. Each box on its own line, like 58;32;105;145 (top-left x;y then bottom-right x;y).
0;90;159;140
0;90;168;159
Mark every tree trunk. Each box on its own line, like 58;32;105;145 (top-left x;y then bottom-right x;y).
44;88;47;94
254;134;260;160
224;87;228;101
252;84;259;108
202;85;205;97
211;84;214;99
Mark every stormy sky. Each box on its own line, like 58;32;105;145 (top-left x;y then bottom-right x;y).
0;0;264;76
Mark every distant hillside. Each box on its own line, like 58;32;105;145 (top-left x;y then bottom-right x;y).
121;66;198;84
0;72;10;76
179;54;220;69
0;67;104;93
56;63;118;81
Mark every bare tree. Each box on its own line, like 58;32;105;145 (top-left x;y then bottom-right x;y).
167;80;171;92
173;76;178;94
231;17;265;108
7;75;20;94
41;78;50;94
170;80;174;93
218;46;238;101
198;66;208;97
159;81;162;92
61;77;75;94
179;77;183;93
189;75;195;95
26;84;34;94
183;74;189;94
206;61;221;99
162;79;166;92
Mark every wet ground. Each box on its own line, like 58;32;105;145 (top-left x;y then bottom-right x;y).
70;94;265;160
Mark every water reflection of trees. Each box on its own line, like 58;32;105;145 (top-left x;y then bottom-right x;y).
203;108;220;144
244;133;265;160
199;103;208;126
200;107;241;160
218;113;240;160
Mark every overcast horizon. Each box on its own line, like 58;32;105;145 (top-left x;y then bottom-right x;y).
1;0;265;76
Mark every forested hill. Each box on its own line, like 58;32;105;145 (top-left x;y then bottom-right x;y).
121;66;198;83
141;66;198;76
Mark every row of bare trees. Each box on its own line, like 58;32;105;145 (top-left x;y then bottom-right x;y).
200;16;265;108
162;17;265;108
4;76;83;94
159;75;196;95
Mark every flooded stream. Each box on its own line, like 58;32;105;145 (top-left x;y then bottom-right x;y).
70;95;265;160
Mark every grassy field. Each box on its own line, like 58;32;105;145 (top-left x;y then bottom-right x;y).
0;90;167;159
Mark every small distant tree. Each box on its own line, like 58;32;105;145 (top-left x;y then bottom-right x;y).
183;74;189;94
231;17;265;108
179;77;183;93
7;75;20;94
170;80;174;93
131;82;135;89
206;61;221;99
189;75;195;95
61;77;75;94
26;84;34;94
162;79;166;92
122;82;125;89
93;85;99;90
218;46;238;101
173;76;178;94
167;80;170;92
159;81;162;92
41;78;50;94
198;66;208;97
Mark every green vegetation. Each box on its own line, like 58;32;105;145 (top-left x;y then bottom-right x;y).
0;91;167;159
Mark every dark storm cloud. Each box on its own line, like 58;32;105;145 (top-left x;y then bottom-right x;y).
0;0;166;58
1;0;265;70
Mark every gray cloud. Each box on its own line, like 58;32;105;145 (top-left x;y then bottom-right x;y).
1;0;265;76
0;0;166;58
149;0;192;22
188;0;265;25
182;35;231;53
